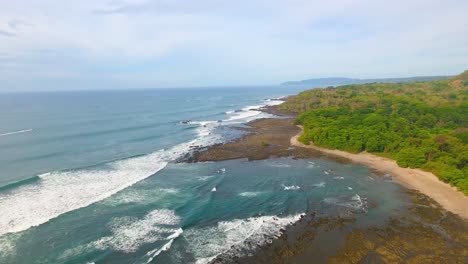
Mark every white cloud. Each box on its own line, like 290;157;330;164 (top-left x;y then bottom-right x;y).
0;0;467;90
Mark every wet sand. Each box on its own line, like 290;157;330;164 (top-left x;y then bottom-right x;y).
291;126;468;220
191;118;322;162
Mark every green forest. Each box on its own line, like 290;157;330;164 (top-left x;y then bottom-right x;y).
280;71;468;194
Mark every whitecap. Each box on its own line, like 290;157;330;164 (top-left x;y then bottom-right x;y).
238;192;263;197
0;158;168;236
313;182;326;188
268;163;291;168
225;109;263;122
283;185;300;191
184;214;303;264
93;209;180;253
145;228;183;263
0;129;33;137
223;97;284;124
0;127;221;236
190;121;220;138
0;97;282;237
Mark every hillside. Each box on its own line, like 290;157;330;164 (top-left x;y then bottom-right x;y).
280;71;468;194
281;75;452;86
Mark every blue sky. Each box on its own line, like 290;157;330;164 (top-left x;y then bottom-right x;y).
1;0;467;91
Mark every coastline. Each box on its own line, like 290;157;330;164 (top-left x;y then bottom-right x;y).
192;114;468;263
291;125;468;220
191;102;467;220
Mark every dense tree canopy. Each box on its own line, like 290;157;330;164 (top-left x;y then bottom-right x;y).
281;71;468;194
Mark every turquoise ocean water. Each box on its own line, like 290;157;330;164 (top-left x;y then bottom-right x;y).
0;87;407;263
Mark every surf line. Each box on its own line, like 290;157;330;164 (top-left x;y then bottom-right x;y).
0;129;33;137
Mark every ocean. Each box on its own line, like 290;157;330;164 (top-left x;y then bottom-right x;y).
0;86;407;263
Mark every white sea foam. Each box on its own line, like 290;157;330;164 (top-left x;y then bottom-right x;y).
191;121;220;139
58;210;182;261
93;209;180;253
184;214;303;264
196;176;214;181
264;99;284;106
323;194;368;212
0;235;17;258
104;188;179;205
226;108;263;122
283;185;300;191
0;97;283;237
59;243;90;260
313;182;326;188
224;98;283;124
0;134;209;237
0;129;33;137
307;161;319;169
238;191;264;197
0;154;169;236
146;228;183;263
351;194;366;210
268;162;291;168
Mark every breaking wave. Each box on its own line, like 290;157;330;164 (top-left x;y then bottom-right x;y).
184;214;303;264
93;209;181;253
0;130;216;236
0;129;33;137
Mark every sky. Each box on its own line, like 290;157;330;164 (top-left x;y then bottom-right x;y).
0;0;467;91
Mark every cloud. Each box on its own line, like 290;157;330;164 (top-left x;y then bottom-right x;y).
0;0;467;91
8;19;31;29
92;0;154;15
0;30;16;37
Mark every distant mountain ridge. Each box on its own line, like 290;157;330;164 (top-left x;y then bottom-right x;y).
281;75;452;86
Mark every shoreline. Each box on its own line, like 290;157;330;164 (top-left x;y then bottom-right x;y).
193;114;468;263
291;125;468;220
188;102;467;220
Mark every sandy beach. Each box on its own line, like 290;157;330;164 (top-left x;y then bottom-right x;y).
291;126;468;220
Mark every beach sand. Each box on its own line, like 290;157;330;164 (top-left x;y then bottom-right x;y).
291;125;468;220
